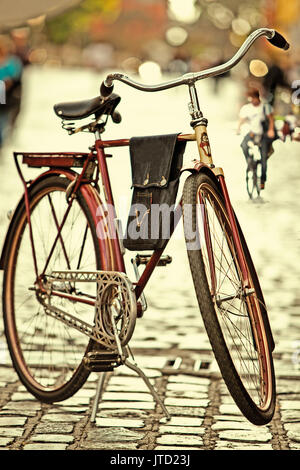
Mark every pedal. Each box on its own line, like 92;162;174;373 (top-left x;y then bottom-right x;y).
134;254;172;267
83;350;122;372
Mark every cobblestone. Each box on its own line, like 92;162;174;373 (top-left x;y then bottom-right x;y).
23;443;69;450
0;356;298;450
30;434;75;444
217;430;272;443
156;434;203;447
158;425;205;435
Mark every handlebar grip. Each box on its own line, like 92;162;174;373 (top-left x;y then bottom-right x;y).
112;110;122;124
267;31;290;50
100;80;114;98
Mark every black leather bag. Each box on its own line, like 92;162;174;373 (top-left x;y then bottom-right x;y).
123;134;186;251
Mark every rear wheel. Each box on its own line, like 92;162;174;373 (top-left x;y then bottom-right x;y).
3;175;102;403
182;172;275;425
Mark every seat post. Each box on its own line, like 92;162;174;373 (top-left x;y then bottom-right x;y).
95;128;102;141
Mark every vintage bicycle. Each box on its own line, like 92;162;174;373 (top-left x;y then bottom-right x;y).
0;29;289;426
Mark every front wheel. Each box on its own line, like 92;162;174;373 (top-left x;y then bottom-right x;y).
182;172;276;425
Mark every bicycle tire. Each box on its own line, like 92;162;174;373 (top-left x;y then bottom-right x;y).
246;158;261;199
2;175;103;403
182;172;275;425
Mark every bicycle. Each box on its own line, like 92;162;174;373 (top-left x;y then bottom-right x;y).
245;132;278;199
245;139;262;200
0;28;289;426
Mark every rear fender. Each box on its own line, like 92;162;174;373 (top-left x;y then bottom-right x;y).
0;169;119;271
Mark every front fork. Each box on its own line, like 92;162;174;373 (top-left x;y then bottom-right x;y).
189;83;250;289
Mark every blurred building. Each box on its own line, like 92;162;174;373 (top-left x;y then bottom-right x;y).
90;0;167;50
1;0;298;78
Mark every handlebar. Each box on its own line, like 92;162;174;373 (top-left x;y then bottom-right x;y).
100;28;289;98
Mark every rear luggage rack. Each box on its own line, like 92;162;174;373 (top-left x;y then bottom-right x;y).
16;152;93;169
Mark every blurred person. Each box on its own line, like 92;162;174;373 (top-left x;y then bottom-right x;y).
10;28;30;67
237;88;277;190
263;63;289;106
0;35;23;148
281;110;298;142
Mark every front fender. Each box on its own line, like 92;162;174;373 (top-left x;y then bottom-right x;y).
180;160;221;189
0;168;120;271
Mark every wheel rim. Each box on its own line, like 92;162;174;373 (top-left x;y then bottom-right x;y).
196;182;273;411
5;184;98;393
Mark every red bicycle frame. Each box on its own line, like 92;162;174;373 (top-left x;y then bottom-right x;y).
4;130;250;317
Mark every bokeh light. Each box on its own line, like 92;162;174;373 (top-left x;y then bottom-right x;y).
121;56;141;74
168;0;201;24
138;61;162;83
249;59;269;77
165;26;188;47
238;5;261;27
207;3;234;30
232;18;251;36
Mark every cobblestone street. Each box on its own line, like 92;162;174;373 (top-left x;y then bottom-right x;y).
0;67;299;452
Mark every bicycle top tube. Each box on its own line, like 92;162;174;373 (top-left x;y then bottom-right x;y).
101;28;289;95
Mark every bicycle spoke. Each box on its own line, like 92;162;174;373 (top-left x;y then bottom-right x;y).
220;306;262;395
197;194;241;294
47;194;71;270
41;199;74;277
76;224;89;270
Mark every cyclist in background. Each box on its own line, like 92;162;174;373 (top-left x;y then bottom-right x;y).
237;88;277;190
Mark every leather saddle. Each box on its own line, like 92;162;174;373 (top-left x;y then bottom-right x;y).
53;93;121;121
